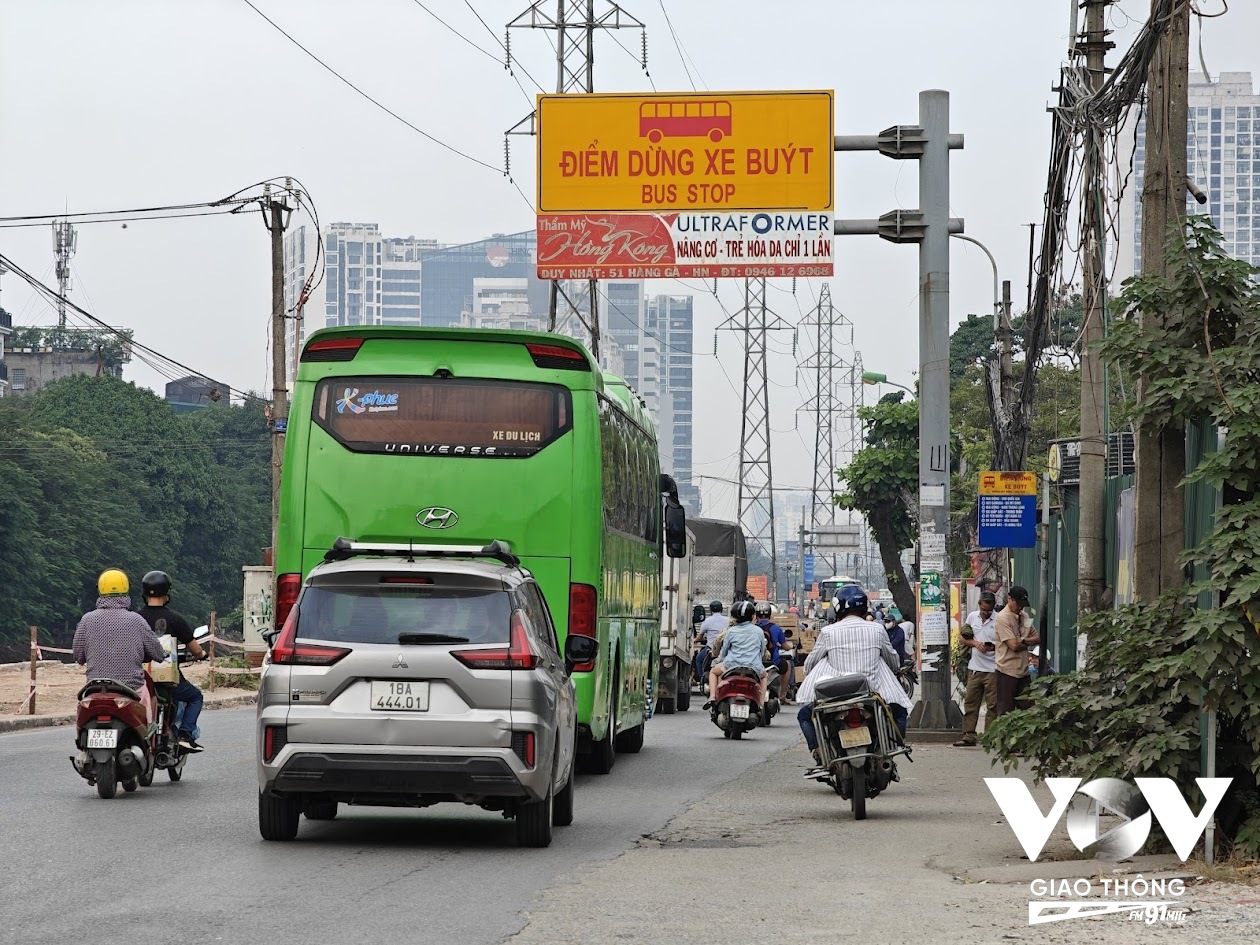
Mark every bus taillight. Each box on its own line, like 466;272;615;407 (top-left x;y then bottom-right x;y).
302;337;364;362
568;583;598;672
276;573;302;629
526;343;591;372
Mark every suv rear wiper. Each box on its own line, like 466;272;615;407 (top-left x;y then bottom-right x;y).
398;632;471;645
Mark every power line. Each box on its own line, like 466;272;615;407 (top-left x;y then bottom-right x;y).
0;252;261;403
461;0;546;91
657;0;695;90
240;0;502;175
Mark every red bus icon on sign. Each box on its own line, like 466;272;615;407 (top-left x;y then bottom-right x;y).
639;100;732;143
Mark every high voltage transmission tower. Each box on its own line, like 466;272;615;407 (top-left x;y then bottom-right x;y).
720;278;791;594
797;284;854;576
52;219;77;329
506;0;648;361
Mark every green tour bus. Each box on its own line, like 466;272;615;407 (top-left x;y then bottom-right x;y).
275;326;684;773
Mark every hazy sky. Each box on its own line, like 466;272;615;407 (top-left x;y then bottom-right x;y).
2;0;1255;522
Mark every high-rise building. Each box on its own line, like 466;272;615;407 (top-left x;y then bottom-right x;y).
1120;72;1260;280
644;294;697;514
283;223;439;380
420;231;548;326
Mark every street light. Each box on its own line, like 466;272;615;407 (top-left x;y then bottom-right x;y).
951;233;1001;336
861;371;915;395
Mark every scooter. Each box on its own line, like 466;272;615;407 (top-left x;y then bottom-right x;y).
807;674;913;820
709;667;767;739
71;629;206;797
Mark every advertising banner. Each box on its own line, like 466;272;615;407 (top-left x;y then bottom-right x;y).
746;574;769;601
536;211;833;280
537;91;834;213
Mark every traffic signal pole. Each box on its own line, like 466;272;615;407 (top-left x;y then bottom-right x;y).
834;90;964;730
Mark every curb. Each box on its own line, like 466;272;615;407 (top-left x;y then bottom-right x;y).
0;692;257;735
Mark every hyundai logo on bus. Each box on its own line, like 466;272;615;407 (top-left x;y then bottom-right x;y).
417;507;459;529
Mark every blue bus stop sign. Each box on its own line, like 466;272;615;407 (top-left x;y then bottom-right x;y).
977;495;1037;549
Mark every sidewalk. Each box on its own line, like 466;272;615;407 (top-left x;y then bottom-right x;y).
507;740;1260;944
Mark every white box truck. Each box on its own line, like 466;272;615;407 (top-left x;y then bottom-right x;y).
656;517;748;714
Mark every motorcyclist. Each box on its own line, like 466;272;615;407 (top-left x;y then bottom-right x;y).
794;585;913;776
73;569;167;725
137;570;206;753
754;601;790;702
703;600;769;710
694;600;729;687
884;615;908;663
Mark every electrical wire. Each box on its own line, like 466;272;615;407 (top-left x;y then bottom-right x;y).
0;252;261;403
463;0;546;92
657;0;696;91
240;0;502;175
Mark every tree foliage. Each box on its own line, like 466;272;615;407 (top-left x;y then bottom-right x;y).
0;375;269;658
836;394;918;619
984;217;1260;856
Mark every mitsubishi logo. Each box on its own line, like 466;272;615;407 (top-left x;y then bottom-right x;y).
391;654;409;669
417;507;459;529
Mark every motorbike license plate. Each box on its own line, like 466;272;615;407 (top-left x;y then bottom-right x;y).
839;727;872;749
370;680;430;712
729;703;750;721
86;729;118;749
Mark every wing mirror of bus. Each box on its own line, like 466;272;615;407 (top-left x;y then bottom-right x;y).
564;636;598;675
664;502;687;559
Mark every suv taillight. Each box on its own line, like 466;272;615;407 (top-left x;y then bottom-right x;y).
271;605;350;666
276;573;301;630
452;612;538;670
568;583;597;672
263;725;288;762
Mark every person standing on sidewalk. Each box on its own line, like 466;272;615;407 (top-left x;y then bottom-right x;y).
993;586;1040;717
953;591;998;746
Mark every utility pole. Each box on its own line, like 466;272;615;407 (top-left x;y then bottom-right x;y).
264;190;292;563
1077;0;1112;626
52;220;76;330
834;91;964;730
1133;0;1190;598
507;0;646;360
720;278;791;596
797;519;807;608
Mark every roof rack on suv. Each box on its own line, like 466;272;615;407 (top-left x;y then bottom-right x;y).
324;537;521;568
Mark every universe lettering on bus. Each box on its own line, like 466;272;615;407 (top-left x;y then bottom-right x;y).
557;144;817;206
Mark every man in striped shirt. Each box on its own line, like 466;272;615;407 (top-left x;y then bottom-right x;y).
796;585;913;773
73;569;167;723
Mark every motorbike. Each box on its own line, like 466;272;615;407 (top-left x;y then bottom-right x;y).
709;666;775;739
807;674;913;820
71;629;206;798
897;659;918;700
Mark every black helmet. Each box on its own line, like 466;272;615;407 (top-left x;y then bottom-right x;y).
141;570;172;600
832;584;869;619
731;600;756;623
709;600;724;613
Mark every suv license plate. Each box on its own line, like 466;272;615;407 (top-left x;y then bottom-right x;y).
370;680;430;712
839;727;872;749
729;703;750;721
87;729;118;749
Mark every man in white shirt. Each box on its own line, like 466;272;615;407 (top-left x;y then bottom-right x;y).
796;586;913;773
953;591;999;747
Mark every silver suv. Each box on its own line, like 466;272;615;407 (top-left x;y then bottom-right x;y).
256;539;593;847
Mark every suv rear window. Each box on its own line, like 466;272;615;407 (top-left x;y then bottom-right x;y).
296;583;511;645
312;376;572;458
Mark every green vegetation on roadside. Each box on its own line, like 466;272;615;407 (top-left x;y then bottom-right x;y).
0;374;269;657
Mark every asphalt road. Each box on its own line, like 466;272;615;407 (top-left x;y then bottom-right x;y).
0;703;801;945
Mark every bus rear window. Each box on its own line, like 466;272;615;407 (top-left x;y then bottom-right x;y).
313;377;572;458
